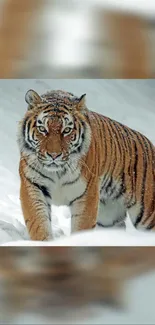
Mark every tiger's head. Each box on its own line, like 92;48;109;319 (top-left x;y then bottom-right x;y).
18;89;91;171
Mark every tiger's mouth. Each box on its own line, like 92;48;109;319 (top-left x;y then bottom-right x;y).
37;156;67;171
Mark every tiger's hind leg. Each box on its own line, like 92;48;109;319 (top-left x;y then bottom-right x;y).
97;199;126;230
127;204;155;231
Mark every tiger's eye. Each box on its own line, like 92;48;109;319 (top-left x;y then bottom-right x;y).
38;126;46;133
64;127;71;134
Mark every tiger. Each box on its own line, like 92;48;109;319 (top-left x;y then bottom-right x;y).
17;88;155;241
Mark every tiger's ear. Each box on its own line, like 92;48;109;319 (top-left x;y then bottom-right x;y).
25;89;42;109
77;94;87;111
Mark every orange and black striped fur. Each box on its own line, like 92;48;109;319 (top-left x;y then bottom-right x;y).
18;89;155;241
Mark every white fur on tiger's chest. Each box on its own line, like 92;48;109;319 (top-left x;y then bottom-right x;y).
25;163;87;207
50;169;87;206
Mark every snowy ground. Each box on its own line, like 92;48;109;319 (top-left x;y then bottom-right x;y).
0;79;155;245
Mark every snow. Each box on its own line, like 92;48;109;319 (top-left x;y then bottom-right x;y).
80;0;155;18
3;227;155;246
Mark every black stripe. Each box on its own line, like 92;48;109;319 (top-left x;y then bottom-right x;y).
25;177;51;221
104;176;113;196
109;182;120;197
104;119;113;163
139;136;155;226
22;117;35;152
69;186;88;206
96;222;108;228
26;119;37;150
95;114;105;168
112;122;126;198
23;141;34;152
112;121;124;163
108;121;125;199
34;198;48;206
100;119;113;190
40;186;51;199
129;131;138;208
64;104;73;110
146;222;155;230
22;116;29;139
62;174;80;186
27;120;32;144
47;204;51;221
29;220;36;233
114;123;127;151
101;119;118;195
56;106;69;114
26;161;55;183
32;130;38;144
74;120;77;131
96;115;102;145
122;127;132;157
73;122;83;154
57;168;67;179
122;127;136;208
120;128;138;209
113;172;126;200
133;139;138;188
112;121;124;195
106;176;113;190
103;121;107;166
81;132;85;142
32;130;35;139
111;121;122;159
104;121;119;196
45;108;60;113
146;139;155;217
31;182;51;199
120;124;132;151
33;120;37;127
67;121;73;126
78;122;82;142
134;133;147;227
71;214;81;219
41;104;53;113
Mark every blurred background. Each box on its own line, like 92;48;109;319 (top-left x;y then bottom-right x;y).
0;0;155;78
0;247;155;324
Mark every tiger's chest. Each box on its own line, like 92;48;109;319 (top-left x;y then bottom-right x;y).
26;166;87;206
49;170;87;206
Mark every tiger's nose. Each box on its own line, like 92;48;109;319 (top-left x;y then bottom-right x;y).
48;152;61;160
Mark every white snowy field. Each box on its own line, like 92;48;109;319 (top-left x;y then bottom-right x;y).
0;79;155;245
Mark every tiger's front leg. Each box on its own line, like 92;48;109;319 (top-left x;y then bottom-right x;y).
70;185;99;233
20;172;52;241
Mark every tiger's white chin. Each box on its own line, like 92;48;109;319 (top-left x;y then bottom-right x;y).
41;161;66;172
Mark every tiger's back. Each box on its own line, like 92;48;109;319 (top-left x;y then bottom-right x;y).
86;110;155;230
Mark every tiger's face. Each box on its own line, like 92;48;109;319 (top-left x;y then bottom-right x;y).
18;89;91;171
